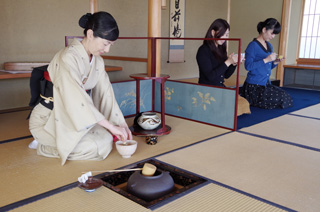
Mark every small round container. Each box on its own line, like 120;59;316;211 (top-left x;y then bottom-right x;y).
137;112;161;130
115;140;138;158
78;177;103;192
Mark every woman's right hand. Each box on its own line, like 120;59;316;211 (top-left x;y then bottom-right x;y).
98;119;129;141
107;125;129;141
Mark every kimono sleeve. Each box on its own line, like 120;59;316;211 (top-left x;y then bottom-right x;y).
91;69;126;127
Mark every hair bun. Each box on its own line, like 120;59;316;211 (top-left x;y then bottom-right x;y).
79;13;92;28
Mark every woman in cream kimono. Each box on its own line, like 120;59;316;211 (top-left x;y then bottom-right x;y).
29;12;132;165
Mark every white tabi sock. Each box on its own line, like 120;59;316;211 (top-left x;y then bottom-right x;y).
28;140;38;149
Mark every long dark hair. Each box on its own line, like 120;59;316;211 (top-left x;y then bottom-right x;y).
257;18;281;34
204;19;230;61
79;11;119;41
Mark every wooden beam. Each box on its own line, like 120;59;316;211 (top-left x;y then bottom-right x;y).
101;55;148;62
89;0;98;14
161;0;167;10
227;0;231;23
148;0;162;77
277;0;291;86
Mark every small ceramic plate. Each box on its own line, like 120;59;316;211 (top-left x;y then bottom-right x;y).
78;177;103;192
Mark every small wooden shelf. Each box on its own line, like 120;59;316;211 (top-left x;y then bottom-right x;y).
283;64;320;70
105;65;122;72
1;62;122;80
0;72;31;80
129;124;171;137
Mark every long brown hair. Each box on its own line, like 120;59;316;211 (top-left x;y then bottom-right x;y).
204;19;229;61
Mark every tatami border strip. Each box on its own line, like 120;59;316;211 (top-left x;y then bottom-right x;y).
288;113;320;121
238;131;320;152
0;135;33;144
0;107;31;115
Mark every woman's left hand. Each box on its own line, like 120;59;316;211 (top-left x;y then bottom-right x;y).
274;56;285;64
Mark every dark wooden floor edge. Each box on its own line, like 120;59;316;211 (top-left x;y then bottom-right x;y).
0;106;31;114
0;135;33;144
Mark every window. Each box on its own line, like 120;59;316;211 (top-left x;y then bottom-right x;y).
298;0;320;64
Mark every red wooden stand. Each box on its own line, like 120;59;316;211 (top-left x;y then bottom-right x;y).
129;73;171;144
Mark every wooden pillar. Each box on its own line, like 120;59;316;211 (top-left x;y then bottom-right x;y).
277;0;291;86
89;0;98;14
148;0;162;77
161;0;167;9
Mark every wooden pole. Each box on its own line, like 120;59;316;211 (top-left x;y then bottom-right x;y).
161;0;167;10
277;0;291;86
89;0;98;14
148;0;162;77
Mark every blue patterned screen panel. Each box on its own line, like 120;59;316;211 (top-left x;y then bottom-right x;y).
154;81;236;129
112;80;152;116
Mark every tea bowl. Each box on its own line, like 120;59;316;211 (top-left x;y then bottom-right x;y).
115;140;138;158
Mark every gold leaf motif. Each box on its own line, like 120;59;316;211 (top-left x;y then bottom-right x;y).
192;90;216;111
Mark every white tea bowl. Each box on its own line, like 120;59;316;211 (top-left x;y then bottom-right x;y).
115;140;138;158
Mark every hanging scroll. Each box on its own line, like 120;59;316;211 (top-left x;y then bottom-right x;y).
168;0;185;63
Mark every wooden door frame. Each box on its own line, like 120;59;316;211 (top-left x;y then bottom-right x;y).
277;0;292;86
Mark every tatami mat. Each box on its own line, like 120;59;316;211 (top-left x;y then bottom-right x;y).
154;183;286;212
290;103;320;119
0;115;229;207
11;186;150;212
0;110;31;141
11;183;286;212
239;114;320;150
156;132;320;212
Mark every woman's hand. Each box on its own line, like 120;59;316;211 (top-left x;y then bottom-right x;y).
274;55;285;64
225;53;238;66
98;119;132;141
120;123;133;141
264;52;277;63
107;124;129;141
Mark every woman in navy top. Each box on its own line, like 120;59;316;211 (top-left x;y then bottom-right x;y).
241;18;293;109
196;19;241;87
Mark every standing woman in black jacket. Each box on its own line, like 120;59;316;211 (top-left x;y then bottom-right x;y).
196;19;242;87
